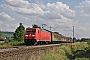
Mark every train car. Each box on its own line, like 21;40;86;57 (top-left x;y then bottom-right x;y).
24;28;51;44
52;32;73;43
51;32;62;43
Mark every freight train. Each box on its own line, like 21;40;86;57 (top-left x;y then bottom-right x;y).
24;27;73;45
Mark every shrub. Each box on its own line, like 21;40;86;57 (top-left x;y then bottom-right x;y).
9;40;24;46
0;42;4;45
0;38;4;41
60;46;72;55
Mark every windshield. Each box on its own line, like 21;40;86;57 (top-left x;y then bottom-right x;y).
26;30;36;32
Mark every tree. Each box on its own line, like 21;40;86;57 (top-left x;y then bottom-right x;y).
54;32;59;34
73;37;76;42
81;38;87;42
13;23;25;41
32;24;41;28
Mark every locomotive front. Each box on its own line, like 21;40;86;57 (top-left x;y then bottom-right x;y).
24;28;37;45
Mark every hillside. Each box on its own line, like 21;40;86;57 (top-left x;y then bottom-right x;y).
1;31;14;38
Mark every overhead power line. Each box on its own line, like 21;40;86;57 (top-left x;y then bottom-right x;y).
32;0;65;31
3;3;44;26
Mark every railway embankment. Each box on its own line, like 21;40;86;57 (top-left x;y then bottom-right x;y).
0;44;60;60
0;42;90;60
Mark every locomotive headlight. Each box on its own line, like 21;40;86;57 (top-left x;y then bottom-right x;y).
25;35;28;37
32;35;35;37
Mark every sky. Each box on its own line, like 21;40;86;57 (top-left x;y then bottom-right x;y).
0;0;90;39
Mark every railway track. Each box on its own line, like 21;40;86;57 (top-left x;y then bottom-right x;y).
0;44;60;60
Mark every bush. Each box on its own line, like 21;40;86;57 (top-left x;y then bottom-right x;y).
0;38;4;41
72;42;88;52
0;42;4;45
86;47;90;53
60;46;72;55
9;40;24;46
0;39;24;46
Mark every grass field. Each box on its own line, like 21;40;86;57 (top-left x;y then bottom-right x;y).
1;31;14;38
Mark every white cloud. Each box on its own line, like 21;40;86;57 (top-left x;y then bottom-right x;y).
76;0;90;16
1;0;44;16
0;12;16;31
4;0;30;8
75;22;90;38
0;12;14;21
0;22;18;32
1;0;76;28
1;1;75;20
0;0;76;34
46;2;75;19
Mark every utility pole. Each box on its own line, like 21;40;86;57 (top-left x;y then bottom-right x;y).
50;26;52;31
64;26;74;43
73;26;74;43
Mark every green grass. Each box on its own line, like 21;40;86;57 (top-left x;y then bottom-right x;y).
40;42;89;60
0;40;24;46
9;40;24;46
41;47;69;60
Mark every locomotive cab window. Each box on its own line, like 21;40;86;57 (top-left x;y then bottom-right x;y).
26;30;36;32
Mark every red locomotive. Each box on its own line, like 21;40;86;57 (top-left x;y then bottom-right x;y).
24;27;73;45
24;28;51;45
